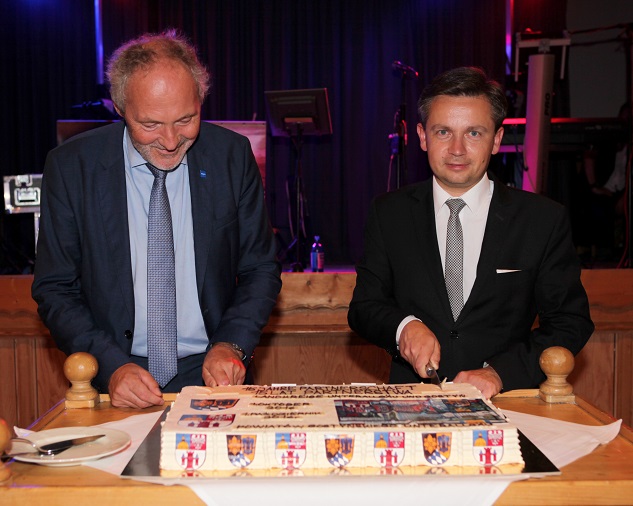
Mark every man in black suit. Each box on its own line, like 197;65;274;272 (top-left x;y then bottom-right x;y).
32;30;281;408
348;67;593;398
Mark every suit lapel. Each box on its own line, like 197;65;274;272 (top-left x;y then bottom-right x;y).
187;146;213;294
96;135;134;321
460;180;512;320
409;182;453;317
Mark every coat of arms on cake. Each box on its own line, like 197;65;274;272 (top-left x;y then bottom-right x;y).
160;383;524;477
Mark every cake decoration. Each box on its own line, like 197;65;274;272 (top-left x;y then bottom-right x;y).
160;383;525;476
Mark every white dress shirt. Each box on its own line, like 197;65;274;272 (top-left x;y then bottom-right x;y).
396;174;494;345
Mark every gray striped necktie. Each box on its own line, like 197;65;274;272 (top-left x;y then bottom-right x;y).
445;198;466;321
146;163;178;387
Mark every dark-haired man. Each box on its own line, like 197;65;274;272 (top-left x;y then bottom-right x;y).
348;67;593;398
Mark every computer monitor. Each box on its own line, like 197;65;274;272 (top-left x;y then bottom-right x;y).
264;88;332;137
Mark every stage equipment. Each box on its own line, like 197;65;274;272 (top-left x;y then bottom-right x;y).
264;88;332;271
523;53;555;193
388;60;418;191
209;121;267;189
515;24;633;267
3;174;43;255
499;117;628;150
514;32;570;82
514;32;571;194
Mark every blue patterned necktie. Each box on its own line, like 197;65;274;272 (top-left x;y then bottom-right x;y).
445;198;466;321
146;163;178;387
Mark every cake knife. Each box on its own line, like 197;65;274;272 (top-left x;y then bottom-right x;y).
9;434;105;456
425;364;443;390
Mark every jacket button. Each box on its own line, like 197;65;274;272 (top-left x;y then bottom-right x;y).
450;331;459;339
124;330;133;339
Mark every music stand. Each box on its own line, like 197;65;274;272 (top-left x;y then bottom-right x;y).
265;88;332;271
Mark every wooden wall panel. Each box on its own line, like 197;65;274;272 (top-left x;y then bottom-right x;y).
253;332;390;385
0;338;17;429
615;331;633;427
14;336;38;428
35;337;69;419
568;331;615;416
581;270;633;330
0;275;48;333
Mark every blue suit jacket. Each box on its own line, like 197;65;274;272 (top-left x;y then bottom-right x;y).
32;122;281;390
348;176;594;390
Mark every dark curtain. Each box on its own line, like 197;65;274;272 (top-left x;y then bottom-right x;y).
2;0;566;272
1;0;96;272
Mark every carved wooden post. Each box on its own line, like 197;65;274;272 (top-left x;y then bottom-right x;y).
64;352;100;408
539;346;576;403
0;418;12;485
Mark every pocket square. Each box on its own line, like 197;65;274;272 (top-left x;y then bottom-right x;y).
496;269;521;273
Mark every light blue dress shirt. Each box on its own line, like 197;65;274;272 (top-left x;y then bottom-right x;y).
123;128;208;358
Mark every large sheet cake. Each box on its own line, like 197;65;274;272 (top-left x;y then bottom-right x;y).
160;383;524;477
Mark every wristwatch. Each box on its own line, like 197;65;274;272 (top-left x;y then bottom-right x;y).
212;342;247;362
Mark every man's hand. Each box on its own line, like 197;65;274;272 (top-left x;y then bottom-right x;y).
108;363;165;408
202;343;247;387
454;366;503;399
398;320;441;379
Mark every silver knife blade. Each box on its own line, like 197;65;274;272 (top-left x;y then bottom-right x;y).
38;434;106;454
425;365;443;390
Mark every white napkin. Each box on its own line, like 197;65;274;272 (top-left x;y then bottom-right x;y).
13;426;34;438
85;411;163;474
503;410;622;469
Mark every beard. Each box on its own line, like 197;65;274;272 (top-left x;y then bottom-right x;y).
131;136;195;171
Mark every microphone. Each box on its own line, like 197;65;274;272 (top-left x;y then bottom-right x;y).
392;61;419;79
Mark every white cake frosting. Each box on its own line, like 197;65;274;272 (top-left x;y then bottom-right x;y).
160;383;524;477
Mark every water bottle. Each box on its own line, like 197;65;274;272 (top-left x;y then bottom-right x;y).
310;235;325;272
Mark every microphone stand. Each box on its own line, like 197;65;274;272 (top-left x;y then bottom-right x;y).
396;76;408;189
265;89;332;270
288;122;306;272
388;62;417;191
388;79;408;191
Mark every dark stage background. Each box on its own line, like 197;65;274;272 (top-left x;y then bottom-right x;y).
1;0;568;272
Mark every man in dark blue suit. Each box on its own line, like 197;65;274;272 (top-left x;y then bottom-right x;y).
32;30;281;408
348;67;593;398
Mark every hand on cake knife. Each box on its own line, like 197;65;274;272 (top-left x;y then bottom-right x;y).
425;363;443;390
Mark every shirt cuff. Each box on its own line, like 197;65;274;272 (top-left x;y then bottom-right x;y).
396;315;421;349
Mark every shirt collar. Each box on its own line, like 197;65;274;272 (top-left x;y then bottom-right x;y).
433;173;493;216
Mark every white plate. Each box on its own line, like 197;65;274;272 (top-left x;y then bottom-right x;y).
9;427;131;467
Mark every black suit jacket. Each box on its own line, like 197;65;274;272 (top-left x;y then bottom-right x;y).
32;122;281;390
348;176;593;390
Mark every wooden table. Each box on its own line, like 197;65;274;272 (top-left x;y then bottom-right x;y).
1;391;632;505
